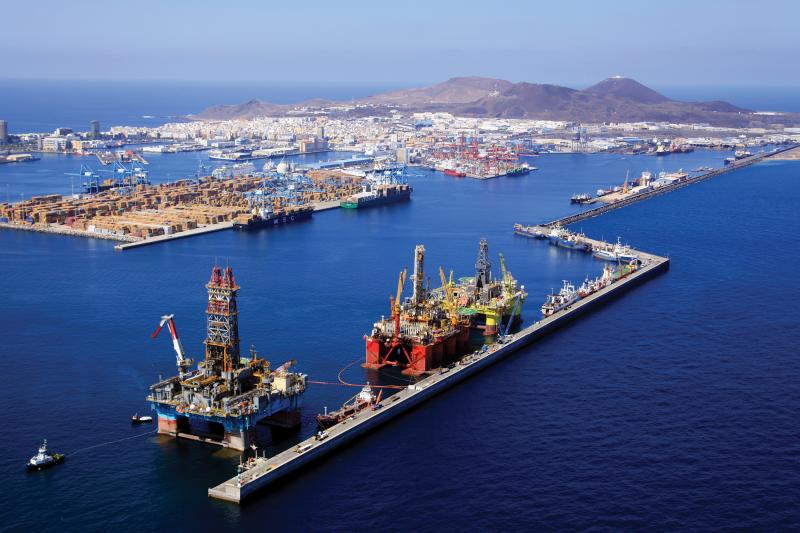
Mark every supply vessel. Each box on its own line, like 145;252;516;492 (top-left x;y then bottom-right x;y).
147;266;307;451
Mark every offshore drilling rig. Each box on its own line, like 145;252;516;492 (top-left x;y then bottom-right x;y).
147;266;306;451
364;245;471;375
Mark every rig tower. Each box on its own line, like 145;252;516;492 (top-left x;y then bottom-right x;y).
204;266;241;377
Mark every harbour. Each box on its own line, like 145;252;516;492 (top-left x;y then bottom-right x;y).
208;240;668;503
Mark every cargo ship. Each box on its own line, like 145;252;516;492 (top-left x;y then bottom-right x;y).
340;183;412;209
505;163;535;176
364;245;471;375
147;266;307;451
233;205;313;231
444;169;466;177
450;239;526;335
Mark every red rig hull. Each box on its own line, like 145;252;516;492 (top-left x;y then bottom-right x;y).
364;326;471;375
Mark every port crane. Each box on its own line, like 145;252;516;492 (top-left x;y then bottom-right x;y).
152;314;194;376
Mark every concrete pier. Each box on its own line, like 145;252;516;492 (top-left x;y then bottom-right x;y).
114;221;234;251
548;144;798;228
208;247;669;503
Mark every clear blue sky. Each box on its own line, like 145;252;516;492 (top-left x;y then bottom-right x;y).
3;0;798;87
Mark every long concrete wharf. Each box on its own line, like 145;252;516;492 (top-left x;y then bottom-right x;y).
114;201;343;251
547;144;798;228
208;246;669;503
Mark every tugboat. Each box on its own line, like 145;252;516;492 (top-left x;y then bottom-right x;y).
26;439;65;472
131;413;153;424
316;384;381;429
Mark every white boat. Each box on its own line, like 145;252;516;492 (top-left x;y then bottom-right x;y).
592;237;638;263
131;414;153;424
26;439;65;471
541;280;579;316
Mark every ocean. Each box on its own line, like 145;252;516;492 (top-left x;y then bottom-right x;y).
1;145;799;530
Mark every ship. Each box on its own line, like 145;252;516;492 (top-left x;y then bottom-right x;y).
570;193;592;204
592;237;638;263
26;439;65;472
316;384;381;429
513;223;548;239
444;169;466;177
451;239;527;335
233;205;313;231
211;162;256;178
578;264;614;298
364;245;472;375
555;231;589;251
506;163;535;176
147;267;307;451
541;280;579;316
340;183;412;209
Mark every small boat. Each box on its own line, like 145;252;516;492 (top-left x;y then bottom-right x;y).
131;414;153;424
26;439;65;472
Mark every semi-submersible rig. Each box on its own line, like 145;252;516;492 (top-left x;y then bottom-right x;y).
147;266;306;451
364;239;526;375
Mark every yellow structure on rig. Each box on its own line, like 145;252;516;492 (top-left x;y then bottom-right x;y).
453;239;527;335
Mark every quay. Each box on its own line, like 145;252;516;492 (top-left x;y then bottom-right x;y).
114;200;347;250
208;245;669;503
114;221;233;250
548;144;799;227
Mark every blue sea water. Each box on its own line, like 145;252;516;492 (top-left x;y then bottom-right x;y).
0;80;401;133
1;147;799;530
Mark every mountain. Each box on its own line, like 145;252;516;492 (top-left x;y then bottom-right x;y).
195;76;799;128
582;76;670;104
363;76;514;105
195;98;287;121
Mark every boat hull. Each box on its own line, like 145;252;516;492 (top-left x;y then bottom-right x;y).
233;210;312;231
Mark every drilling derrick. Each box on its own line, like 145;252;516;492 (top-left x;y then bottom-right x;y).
475;238;492;294
410;245;426;307
204;266;241;376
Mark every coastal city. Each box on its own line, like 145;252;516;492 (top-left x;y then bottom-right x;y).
2;92;799;247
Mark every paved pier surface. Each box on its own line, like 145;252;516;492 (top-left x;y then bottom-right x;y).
208;247;669;503
114;222;234;251
546;144;799;228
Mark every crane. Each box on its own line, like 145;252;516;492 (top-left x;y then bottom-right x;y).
439;266;459;325
391;268;407;335
152;314;194;375
499;253;508;283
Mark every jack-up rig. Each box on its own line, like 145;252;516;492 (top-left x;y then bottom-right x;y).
147;266;306;451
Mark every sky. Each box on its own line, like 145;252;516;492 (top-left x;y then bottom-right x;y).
2;0;799;87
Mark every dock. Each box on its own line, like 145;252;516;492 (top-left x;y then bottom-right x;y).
208;245;669;503
114;221;234;250
549;144;799;227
